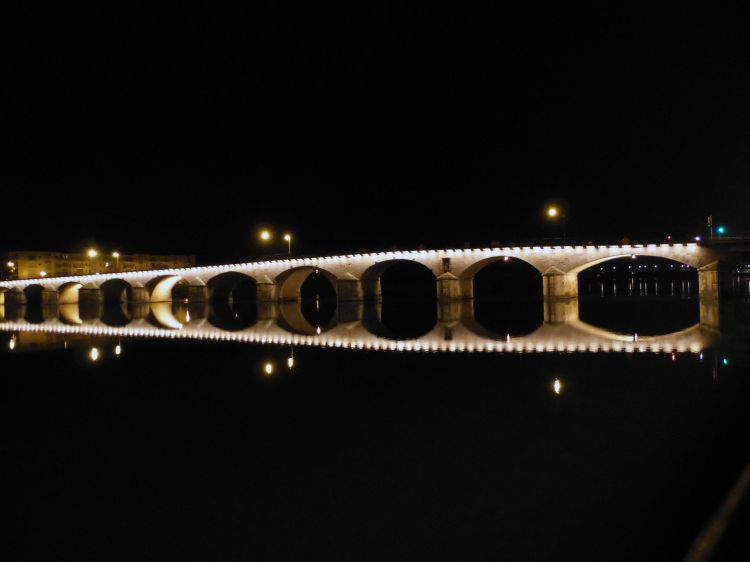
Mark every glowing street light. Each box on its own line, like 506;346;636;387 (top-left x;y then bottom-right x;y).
6;261;14;268
283;233;292;256
263;361;275;376
89;347;100;362
39;271;47;278
544;204;566;242
87;248;99;274
259;229;272;242
112;251;120;271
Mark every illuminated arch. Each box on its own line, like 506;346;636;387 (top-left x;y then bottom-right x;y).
275;267;338;302
59;303;83;325
58;282;82;305
568;253;698;277
147;275;185;303
148;301;183;329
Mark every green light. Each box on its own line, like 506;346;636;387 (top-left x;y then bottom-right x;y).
722;358;729;366
717;226;726;235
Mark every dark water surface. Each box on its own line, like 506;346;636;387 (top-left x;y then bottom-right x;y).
2;293;749;561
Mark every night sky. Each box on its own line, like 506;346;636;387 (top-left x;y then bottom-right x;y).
2;6;749;263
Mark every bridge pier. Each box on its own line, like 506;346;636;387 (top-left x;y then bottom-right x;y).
4;288;27;306
544;298;579;323
436;272;463;301
79;284;103;319
257;276;278;303
40;304;58;321
698;262;724;302
698;262;725;332
337;301;363;324
187;285;209;303
437;300;465;324
543;268;578;300
257;301;279;323
41;288;59;306
129;302;151;320
130;286;150;304
337;273;364;302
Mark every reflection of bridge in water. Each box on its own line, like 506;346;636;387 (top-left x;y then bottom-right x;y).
0;298;720;354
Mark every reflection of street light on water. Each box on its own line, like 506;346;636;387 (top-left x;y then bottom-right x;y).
553;378;562;395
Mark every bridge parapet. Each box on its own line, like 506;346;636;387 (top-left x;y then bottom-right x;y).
0;242;736;303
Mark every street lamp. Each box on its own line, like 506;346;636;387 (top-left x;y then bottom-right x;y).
259;229;272;242
112;251;120;271
544;205;566;243
283;233;292;256
87;248;98;274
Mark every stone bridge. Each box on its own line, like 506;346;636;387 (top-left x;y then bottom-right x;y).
0;242;745;307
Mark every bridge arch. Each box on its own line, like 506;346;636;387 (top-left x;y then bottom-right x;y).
147;275;185;303
100;278;134;304
206;272;259;330
567;252;698;277
360;260;437;301
22;283;48;304
275;267;338;302
58;282;82;305
148;301;184;329
276;301;337;335
459;256;542;299
207;272;257;302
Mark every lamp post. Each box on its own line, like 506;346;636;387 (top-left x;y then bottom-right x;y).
112;251;120;272
283;233;292;256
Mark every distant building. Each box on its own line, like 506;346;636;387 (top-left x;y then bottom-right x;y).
1;251;195;280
